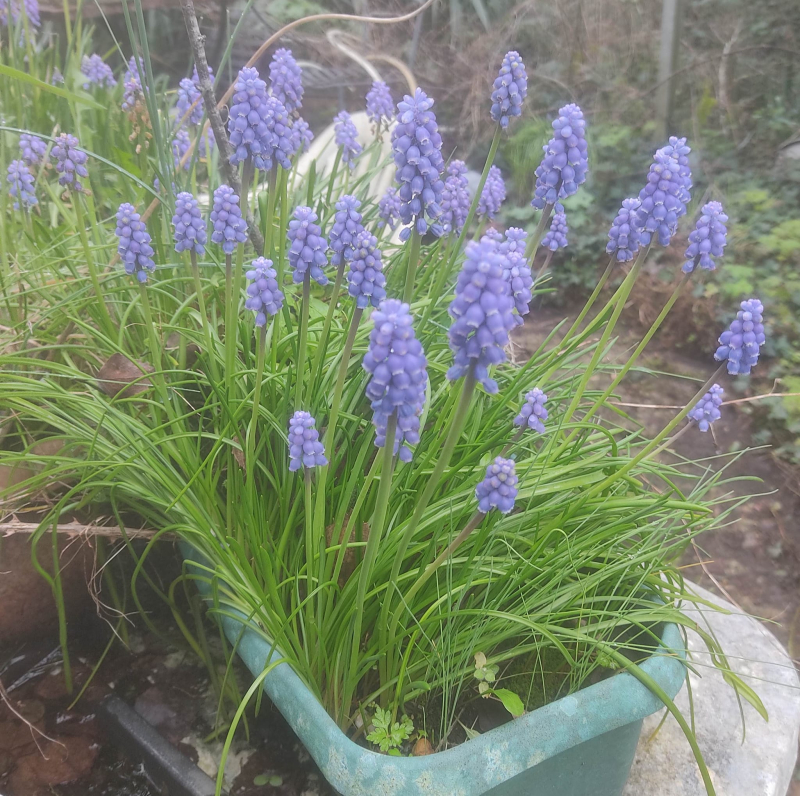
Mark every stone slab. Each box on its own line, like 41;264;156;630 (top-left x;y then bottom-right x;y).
623;581;800;795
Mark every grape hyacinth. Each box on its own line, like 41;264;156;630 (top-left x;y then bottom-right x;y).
7;160;37;210
682;201;728;273
475;457;518;514
663;135;692;207
172;128;191;170
447;237;516;394
176;66;213;126
392;88;445;240
329;195;364;267
81;55;117;90
122;56;144;112
688;384;723;433
378;186;401;230
51;133;88;192
0;0;40;26
269;48;303;113
347;230;387;309
172;191;206;255
635;148;686;248
441;159;470;235
531;103;588;209
500;227;533;321
228;67;293;171
245;257;284;326
606;197;642;263
115;203;156;283
483;228;504;243
287;206;328;285
19;133;46;166
290;117;313;152
362;299;428;462
490;51;527;129
514;388;548;434
288;411;327;472
366;81;394;129
714;298;766;376
478;165;505;219
334;111;362;169
541;208;568;251
210;184;248;255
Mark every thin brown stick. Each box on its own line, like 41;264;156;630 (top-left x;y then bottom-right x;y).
611;391;800;411
0;520;166;540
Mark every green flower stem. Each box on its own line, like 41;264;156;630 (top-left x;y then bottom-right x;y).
555;272;691;456
401;509;485;615
263;167;278;260
325;306;363;450
579;362;727;504
555;248;646;433
138;282;162;373
500;425;526;456
324;149;343;213
403;228;422;305
310;260;346;389
294;273;311;408
304;467;318;660
223;253;235;394
524;203;556;260
74;195;114;339
189;250;220;384
246;324;267;483
345;413;397;719
380;365;478;684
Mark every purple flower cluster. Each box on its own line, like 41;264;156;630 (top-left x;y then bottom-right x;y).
606;197;642;263
7;160;37;210
172;128;191;170
447;237;516;394
441;160;470;235
715;298;766;376
245;257;284;326
362;299;428;462
475;457;518;514
334;111;362;169
514;388;548;434
378;186;401;230
682;201;728;274
688;384;723;433
287;206;328;285
541;208;568;251
269;48;303;113
366;81;394;129
228;67;294;171
347;230;387;309
1;0;40;26
663;135;692;206
635;148;687;248
51;133;88;192
122;56;144;113
81;55;117;90
291;117;313;152
19;133;46;166
288;411;327;471
172;191;206;255
115;202;156;283
177;66;213;126
51;68;64;85
500;228;533;321
531;103;588;209
490;51;527;129
329;195;364;267
478;165;505;219
210;184;248;255
392;88;445;240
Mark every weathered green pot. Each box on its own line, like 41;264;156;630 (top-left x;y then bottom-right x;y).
186;547;685;795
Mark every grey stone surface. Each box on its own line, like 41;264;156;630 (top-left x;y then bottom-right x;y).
623;581;800;795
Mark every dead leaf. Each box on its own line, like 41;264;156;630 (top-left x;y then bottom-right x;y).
326;519;370;587
412;737;434;756
97;353;153;399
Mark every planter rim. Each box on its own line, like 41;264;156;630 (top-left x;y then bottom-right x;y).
183;544;686;795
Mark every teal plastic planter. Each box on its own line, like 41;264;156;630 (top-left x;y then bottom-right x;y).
186;548;685;795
